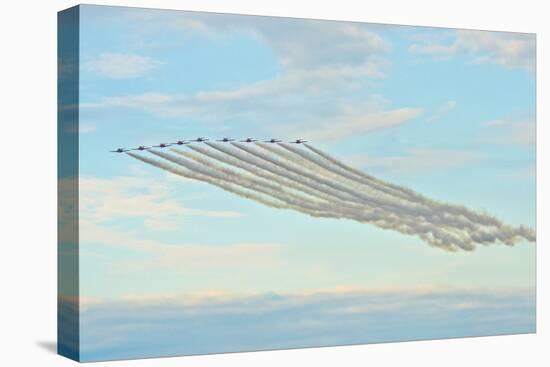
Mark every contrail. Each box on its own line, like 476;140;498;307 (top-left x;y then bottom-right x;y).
144;151;473;249
127;143;535;251
303;143;506;229
147;150;357;220
171;148;330;206
279;142;413;201
285;142;507;232
194;145;533;249
126;152;292;211
232;143;502;235
192;149;515;250
231;142;414;212
205;142;367;205
304;143;419;198
175;146;329;202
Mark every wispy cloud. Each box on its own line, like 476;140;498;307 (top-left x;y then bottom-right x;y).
480;116;535;145
80;221;282;272
410;30;535;72
78;175;242;232
282;107;422;142
79;13;422;142
426;100;457;122
84;52;163;79
349;148;480;175
167;13;389;76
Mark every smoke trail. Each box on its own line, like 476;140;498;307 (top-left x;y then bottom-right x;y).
279;142;413;201
228;144;534;248
172;148;331;206
205;142;366;205
304;143;418;198
178;147;466;244
143;151;473;249
126;152;291;211
180;145;356;205
127;142;535;252
232;142;411;212
147;150;354;220
303;143;505;229
290;144;535;246
170;148;512;250
232;143;498;235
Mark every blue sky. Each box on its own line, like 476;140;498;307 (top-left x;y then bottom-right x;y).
70;5;536;360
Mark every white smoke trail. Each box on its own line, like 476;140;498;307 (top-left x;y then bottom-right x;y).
127;142;535;251
231;142;409;211
126;152;291;211
171;148;331;206
302;143;507;229
156;148;493;250
232;142;498;236
304;143;419;198
175;146;329;202
204;142;365;204
147;150;354;220
144;151;472;249
279;142;414;201
231;144;533;248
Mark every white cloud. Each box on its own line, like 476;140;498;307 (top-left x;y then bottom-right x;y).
410;30;535;72
168;13;389;76
80;221;282;272
426;100;457;122
84;52;162;79
72;174;281;278
79;175;242;231
81;14;412;142
283;107;423;142
350;148;480;175
480;116;535;145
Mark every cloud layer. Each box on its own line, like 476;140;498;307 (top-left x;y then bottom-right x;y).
74;286;535;361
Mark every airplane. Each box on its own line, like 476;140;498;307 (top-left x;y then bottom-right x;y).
131;145;151;151
264;138;282;143
153;143;172;148
216;137;235;142
172;140;190;146
240;138;258;143
289;139;308;144
110;148;130;153
191;137;209;142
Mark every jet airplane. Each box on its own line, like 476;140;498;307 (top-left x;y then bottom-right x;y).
172;140;190;145
191;137;209;142
289;139;308;144
153;143;172;148
264;138;282;143
131;145;151;151
216;137;235;142
110;148;130;153
240;138;258;143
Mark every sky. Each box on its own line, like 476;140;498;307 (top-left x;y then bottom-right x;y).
67;4;536;361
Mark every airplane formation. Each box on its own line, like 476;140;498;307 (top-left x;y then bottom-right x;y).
110;138;307;152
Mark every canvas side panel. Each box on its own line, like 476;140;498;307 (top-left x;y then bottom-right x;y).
57;5;80;362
